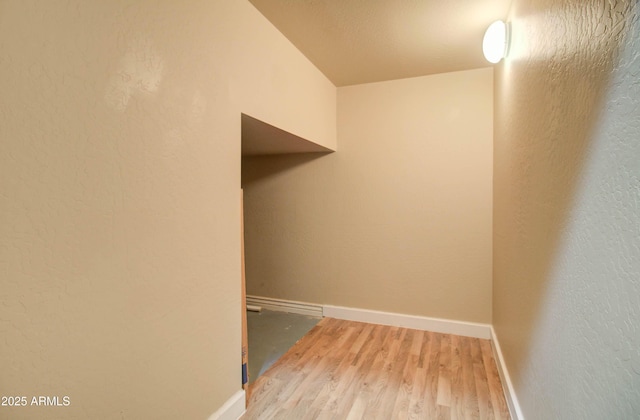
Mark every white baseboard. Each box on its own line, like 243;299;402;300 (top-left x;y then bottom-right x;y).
246;295;323;317
322;304;492;339
490;327;524;420
208;390;246;420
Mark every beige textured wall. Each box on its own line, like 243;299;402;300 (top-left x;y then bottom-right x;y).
0;0;335;418
243;68;493;323
493;0;639;417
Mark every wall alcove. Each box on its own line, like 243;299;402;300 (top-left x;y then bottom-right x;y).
240;113;333;390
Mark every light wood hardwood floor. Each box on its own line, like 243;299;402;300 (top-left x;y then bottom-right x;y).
243;317;510;419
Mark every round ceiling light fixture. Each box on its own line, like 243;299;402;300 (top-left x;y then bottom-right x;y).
483;20;508;63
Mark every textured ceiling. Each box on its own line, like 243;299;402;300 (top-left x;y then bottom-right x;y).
249;0;512;86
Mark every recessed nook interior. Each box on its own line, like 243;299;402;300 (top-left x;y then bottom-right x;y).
240;113;333;388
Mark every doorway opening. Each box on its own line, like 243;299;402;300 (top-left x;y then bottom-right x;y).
240;113;333;390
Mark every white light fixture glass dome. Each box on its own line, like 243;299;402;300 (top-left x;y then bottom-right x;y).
483;20;507;63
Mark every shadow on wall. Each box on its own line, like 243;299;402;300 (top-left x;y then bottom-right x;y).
493;0;639;416
241;152;332;299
